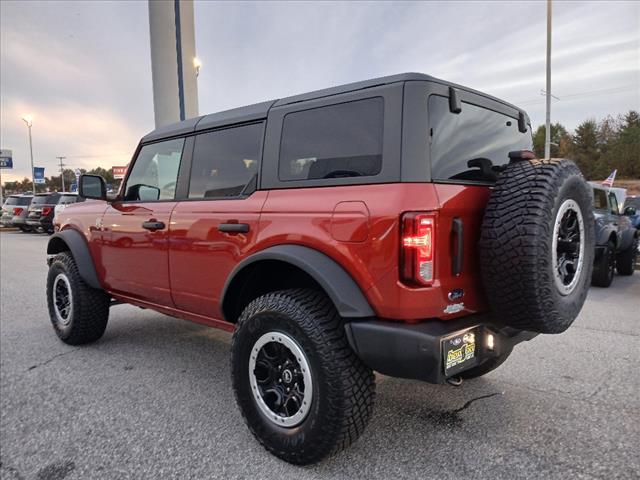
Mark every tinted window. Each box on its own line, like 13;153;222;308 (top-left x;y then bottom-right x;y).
31;194;60;205
189;123;263;199
124;138;184;201
279;98;384;181
4;197;19;206
18;196;32;206
429;95;532;183
624;197;640;209
609;193;619;214
593;189;608;210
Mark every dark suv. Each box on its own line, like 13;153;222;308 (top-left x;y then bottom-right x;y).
591;184;638;287
45;73;595;464
27;192;61;234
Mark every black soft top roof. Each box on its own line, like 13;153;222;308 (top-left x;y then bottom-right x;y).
142;72;527;143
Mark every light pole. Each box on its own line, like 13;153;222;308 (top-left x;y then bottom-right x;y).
22;115;35;194
544;0;552;159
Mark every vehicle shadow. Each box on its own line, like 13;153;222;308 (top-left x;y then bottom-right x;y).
93;308;515;477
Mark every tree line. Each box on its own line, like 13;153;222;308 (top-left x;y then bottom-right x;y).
532;110;639;180
3;167;117;194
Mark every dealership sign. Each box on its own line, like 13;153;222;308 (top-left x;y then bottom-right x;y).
112;165;128;180
0;149;13;169
33;167;45;184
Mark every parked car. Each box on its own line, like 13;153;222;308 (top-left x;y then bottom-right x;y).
46;73;596;465
591;184;638;287
623;195;640;229
26;192;61;234
54;192;84;221
1;194;33;231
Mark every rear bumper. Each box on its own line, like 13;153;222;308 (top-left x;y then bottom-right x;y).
11;216;28;227
26;217;53;229
345;315;537;384
0;216;14;226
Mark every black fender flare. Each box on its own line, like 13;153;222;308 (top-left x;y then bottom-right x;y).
221;245;375;319
47;229;102;290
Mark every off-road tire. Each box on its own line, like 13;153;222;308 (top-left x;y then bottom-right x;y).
479;159;595;334
231;289;375;465
46;252;110;344
616;237;638;276
459;349;512;379
592;241;615;287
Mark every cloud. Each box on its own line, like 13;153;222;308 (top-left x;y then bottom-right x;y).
1;0;638;182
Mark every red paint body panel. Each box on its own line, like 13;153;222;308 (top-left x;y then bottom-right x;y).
101;202;177;306
57;182;492;328
168;192;269;317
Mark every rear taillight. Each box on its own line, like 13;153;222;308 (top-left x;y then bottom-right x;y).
401;213;435;286
13;208;23;215
42;207;52;216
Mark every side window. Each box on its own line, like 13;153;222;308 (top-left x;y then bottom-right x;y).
279;97;384;181
609;193;619;214
124;138;184;201
188;123;263;199
429;95;532;183
593;189;608;210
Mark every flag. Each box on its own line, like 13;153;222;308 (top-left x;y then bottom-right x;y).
602;170;617;188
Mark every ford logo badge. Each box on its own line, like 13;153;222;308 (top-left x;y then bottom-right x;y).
448;289;464;301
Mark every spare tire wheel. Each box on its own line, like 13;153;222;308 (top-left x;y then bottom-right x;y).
479;159;595;334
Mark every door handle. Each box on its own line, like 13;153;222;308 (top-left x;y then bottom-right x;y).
218;223;250;233
142;220;166;231
451;217;464;276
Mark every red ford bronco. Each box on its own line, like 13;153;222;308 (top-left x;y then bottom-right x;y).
47;73;595;464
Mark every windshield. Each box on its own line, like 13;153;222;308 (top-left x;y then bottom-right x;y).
31;194;59;205
624;197;640;209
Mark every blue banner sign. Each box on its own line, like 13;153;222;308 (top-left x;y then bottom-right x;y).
0;149;13;169
34;166;45;184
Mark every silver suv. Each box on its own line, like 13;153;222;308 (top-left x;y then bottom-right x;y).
0;194;34;231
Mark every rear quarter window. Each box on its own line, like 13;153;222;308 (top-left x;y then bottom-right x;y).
593;189;608;210
428;95;532;183
278;97;384;181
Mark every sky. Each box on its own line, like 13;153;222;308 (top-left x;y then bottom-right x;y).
1;0;638;183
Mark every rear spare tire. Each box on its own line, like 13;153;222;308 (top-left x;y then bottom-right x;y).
479;159;594;334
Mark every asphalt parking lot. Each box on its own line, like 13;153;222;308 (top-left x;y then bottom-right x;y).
1;230;638;480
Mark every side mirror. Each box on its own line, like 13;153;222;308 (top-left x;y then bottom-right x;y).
624;206;637;216
79;174;107;200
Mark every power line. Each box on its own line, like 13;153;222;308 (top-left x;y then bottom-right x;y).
515;84;638;106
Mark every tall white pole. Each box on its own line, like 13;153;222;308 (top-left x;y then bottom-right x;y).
27;124;35;194
544;0;552;159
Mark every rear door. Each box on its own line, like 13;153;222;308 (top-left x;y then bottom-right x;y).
169;122;267;319
100;137;185;305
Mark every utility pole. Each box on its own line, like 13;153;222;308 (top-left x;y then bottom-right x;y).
56;156;66;191
544;0;552;159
